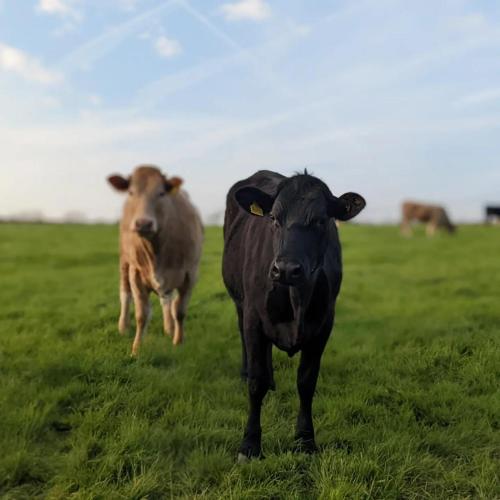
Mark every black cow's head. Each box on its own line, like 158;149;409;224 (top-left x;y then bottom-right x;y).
235;172;365;287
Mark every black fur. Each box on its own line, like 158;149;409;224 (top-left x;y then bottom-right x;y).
222;170;365;459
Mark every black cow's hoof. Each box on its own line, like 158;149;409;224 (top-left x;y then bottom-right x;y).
294;438;318;454
237;453;250;464
237;444;264;463
237;452;265;464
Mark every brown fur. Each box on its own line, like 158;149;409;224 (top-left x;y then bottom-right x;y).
108;165;203;355
401;201;456;236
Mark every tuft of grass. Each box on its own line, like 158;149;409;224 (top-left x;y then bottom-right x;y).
0;223;499;499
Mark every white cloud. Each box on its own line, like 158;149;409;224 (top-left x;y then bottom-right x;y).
154;35;182;58
37;0;81;20
38;0;70;15
455;88;500;107
88;94;102;106
0;43;62;85
221;0;271;21
448;12;489;34
116;0;141;11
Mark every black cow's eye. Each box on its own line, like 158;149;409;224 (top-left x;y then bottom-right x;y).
159;191;166;198
269;214;280;227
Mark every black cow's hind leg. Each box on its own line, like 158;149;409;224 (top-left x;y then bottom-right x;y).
294;327;331;454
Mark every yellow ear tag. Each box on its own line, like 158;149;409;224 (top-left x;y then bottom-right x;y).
250;202;264;217
170;186;180;195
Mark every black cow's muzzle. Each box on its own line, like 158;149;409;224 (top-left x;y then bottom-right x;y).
270;259;304;286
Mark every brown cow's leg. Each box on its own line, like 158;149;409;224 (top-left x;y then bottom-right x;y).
400;217;412;237
426;222;436;237
130;269;150;357
161;295;174;337
118;262;131;335
171;275;194;346
295;322;331;454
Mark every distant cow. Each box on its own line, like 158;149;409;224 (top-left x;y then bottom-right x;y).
401;201;456;236
108;165;203;356
485;206;500;224
222;170;365;461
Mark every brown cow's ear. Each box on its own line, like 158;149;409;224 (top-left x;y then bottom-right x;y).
328;192;366;221
165;176;183;194
235;186;275;216
107;175;129;192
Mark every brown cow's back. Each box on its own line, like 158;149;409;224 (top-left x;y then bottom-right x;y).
401;201;455;236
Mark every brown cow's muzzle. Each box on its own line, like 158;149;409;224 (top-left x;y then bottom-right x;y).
134;217;156;238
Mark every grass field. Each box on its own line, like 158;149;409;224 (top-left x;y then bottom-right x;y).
0;223;499;499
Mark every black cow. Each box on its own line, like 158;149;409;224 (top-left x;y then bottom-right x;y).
222;170;366;462
486;206;500;224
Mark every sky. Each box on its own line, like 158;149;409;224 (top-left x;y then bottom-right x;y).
0;0;499;223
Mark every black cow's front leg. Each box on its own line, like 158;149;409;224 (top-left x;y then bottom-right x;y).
238;321;271;462
236;305;248;381
295;329;330;453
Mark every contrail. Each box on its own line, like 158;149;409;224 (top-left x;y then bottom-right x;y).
58;0;179;72
176;0;294;97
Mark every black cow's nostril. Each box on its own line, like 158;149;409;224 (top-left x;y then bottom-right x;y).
271;262;281;280
290;264;303;279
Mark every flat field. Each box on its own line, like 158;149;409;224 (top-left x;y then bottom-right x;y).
0;224;498;499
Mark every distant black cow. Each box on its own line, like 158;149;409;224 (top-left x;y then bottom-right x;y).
485;206;500;224
222;170;365;462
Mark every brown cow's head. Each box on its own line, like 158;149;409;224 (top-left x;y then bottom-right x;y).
107;165;183;238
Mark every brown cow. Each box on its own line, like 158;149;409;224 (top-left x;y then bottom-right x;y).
108;165;203;356
401;201;456;236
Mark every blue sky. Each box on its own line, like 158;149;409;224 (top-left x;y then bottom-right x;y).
0;0;499;223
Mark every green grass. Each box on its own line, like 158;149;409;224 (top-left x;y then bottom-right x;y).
0;223;499;499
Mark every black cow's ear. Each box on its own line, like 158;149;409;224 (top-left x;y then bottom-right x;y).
328;192;366;221
235;186;275;217
107;175;129;192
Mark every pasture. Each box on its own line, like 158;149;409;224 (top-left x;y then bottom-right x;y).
0;223;498;499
